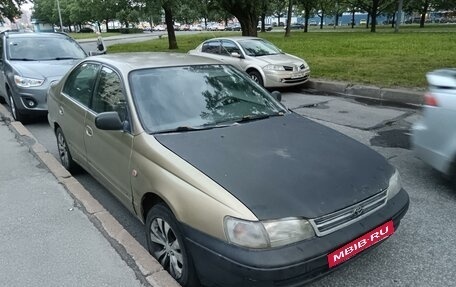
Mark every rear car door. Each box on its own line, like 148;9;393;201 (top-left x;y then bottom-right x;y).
200;40;222;61
59;62;100;165
84;66;134;210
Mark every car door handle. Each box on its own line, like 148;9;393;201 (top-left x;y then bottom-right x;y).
59;106;64;116
85;125;93;137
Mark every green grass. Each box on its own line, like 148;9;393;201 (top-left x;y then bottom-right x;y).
69;32;121;39
108;25;456;88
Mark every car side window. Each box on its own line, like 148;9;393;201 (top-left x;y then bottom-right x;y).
201;41;220;55
91;66;127;122
62;63;99;107
221;40;241;56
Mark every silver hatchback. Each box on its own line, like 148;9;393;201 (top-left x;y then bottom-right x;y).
412;69;456;183
189;36;310;88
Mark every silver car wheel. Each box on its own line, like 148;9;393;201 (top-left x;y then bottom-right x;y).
8;94;17;120
57;132;70;168
248;70;264;86
149;217;183;279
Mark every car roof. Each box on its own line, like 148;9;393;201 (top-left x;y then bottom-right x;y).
86;52;224;72
204;36;263;42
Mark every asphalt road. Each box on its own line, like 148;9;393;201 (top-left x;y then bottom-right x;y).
4;89;455;286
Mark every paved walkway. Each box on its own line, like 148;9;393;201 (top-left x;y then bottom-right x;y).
0;121;146;287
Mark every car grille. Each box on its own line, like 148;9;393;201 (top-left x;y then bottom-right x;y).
283;66;294;71
309;189;388;237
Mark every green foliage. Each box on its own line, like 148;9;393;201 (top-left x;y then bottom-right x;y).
107;26;456;88
0;0;24;21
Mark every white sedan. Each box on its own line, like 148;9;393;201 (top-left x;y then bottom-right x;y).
189;36;310;88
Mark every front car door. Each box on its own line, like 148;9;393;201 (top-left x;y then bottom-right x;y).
84;66;134;210
59;62;100;166
220;40;246;71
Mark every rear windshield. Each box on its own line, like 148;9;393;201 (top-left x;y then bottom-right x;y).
7;36;86;61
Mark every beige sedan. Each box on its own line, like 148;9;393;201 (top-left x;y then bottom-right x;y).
47;53;409;287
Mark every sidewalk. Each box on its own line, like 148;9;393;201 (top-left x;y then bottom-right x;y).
0;107;180;287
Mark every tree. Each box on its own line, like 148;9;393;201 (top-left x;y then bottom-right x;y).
349;0;396;32
270;0;287;26
285;0;292;37
0;0;24;21
216;0;263;36
297;0;318;32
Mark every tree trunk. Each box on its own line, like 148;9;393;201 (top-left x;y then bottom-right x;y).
335;13;339;27
277;15;281;26
304;12;310;32
351;10;355;28
239;18;257;36
391;13;396;28
370;0;378;32
420;0;429;28
163;6;178;49
105;19;109;32
261;13;266;32
285;0;293;37
320;10;325;29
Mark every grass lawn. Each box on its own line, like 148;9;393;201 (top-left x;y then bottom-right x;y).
108;24;456;89
69;32;121;39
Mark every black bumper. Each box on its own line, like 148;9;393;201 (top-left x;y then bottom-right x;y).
183;189;409;287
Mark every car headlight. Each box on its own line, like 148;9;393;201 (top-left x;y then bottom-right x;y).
264;64;285;71
14;75;44;88
387;169;402;199
224;216;315;248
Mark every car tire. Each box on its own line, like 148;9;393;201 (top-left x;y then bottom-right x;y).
145;204;199;287
55;127;79;173
7;89;26;123
0;95;5;104
248;70;264;87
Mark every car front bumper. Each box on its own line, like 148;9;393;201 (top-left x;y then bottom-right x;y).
183;189;409;287
10;79;58;115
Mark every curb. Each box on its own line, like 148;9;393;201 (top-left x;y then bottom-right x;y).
304;79;425;107
77;33;166;44
0;104;180;287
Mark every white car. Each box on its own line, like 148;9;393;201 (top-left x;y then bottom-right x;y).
153;25;166;31
189;36;310;88
412;69;456;184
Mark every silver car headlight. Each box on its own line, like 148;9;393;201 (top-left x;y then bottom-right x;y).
387;169;402;199
224;216;315;248
14;75;44;88
264;64;285;71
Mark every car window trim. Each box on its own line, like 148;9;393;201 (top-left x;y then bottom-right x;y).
89;63;133;134
61;61;102;109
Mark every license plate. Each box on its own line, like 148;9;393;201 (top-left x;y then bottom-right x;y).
291;72;305;79
327;220;394;268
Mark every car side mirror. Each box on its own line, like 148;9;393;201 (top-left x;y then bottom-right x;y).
231;52;243;58
271;91;282;102
95;112;123;130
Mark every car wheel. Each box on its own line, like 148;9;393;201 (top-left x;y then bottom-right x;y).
55;127;78;172
146;204;199;287
248;70;264;86
7;90;26;122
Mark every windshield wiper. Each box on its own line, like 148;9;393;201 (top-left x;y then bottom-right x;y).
48;57;81;60
10;58;37;61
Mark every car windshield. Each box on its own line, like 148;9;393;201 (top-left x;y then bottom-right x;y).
238;39;282;57
130;65;287;134
8;36;86;61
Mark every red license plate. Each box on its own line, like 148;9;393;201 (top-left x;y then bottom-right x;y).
327;220;394;268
